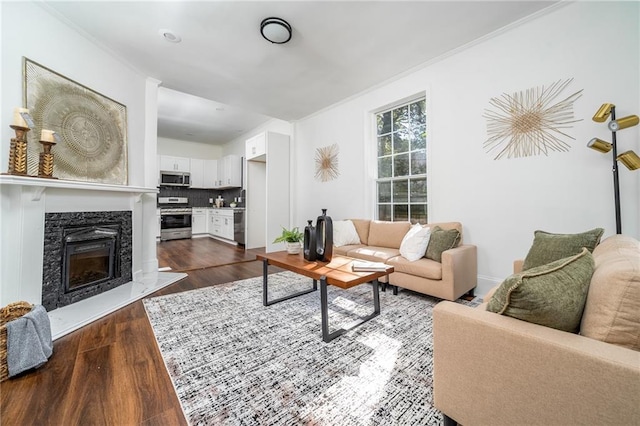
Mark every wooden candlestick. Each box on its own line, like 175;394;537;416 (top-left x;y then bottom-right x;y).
7;125;30;175
38;140;57;179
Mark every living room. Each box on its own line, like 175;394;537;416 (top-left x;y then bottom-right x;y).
1;1;639;425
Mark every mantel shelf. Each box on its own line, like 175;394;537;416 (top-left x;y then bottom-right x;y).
0;175;157;201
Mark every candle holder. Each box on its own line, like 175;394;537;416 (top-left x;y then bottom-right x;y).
7;125;30;175
38;139;58;179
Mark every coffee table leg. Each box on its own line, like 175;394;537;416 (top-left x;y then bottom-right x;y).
262;259;318;306
321;277;381;343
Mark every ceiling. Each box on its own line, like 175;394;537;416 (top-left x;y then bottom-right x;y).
42;1;558;145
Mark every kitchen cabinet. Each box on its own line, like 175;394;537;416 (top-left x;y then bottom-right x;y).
192;208;207;235
214;155;242;189
245;133;266;161
190;159;204;188
246;131;290;252
159;155;190;172
208;209;234;240
190;159;218;189
203;160;218;188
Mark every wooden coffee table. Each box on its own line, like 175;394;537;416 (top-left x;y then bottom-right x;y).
256;252;394;342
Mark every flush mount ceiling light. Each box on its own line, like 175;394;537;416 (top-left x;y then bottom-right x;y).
260;17;292;44
159;29;182;43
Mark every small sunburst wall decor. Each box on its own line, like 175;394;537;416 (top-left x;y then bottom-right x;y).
314;143;340;182
483;78;583;160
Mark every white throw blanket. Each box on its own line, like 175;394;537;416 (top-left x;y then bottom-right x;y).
6;305;53;377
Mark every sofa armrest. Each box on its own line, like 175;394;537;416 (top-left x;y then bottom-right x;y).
433;302;640;425
441;244;477;296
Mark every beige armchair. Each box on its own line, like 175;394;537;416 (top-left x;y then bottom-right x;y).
432;234;640;425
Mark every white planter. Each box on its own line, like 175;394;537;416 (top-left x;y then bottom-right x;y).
286;241;302;254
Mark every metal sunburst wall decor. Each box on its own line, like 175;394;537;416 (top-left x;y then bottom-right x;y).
483;78;583;160
314;143;340;182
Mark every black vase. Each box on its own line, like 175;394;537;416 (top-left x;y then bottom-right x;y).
303;220;317;261
315;209;333;262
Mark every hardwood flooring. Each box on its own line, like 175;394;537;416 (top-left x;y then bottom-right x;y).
1;238;271;426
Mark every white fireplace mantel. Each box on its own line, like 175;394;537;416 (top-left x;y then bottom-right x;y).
0;175;157;201
0;174;163;329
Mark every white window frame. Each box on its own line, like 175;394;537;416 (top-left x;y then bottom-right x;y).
371;93;429;224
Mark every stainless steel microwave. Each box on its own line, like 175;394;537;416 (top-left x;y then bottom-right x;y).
159;171;190;187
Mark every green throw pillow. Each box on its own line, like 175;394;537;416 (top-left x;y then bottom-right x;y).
487;248;594;333
522;228;604;270
425;226;461;262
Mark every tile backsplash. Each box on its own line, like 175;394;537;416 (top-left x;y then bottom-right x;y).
158;187;244;207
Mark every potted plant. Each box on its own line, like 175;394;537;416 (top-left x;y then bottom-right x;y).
273;226;304;254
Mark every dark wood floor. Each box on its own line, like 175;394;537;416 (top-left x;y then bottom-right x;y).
1;238;270;426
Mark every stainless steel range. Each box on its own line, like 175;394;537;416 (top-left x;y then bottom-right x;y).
158;197;192;241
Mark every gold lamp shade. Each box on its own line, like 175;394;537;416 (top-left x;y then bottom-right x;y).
592;103;615;122
608;115;640;132
587;138;613;153
617;150;640;170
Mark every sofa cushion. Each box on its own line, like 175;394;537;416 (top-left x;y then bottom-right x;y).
425;226;461;262
580;235;640;351
367;221;411;249
399;224;432;261
427;222;463;244
334;244;364;256
349;219;371;246
388;255;442;280
333;220;361;247
346;246;400;263
522;228;604;270
487;248;594;333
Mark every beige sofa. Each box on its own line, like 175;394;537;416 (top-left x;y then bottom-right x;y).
334;220;477;301
433;234;640;425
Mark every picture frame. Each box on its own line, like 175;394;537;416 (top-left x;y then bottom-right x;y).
23;57;128;184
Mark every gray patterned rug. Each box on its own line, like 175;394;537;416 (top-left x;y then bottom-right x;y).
143;271;478;425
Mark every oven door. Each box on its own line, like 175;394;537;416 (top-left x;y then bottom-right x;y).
160;212;192;241
160;213;192;230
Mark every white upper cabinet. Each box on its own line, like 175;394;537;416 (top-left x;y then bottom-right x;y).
246;133;266;161
217;154;242;188
203;160;218;188
159;155;190;172
190;158;205;188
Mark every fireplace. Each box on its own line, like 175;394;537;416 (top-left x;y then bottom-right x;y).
63;225;120;292
42;211;132;311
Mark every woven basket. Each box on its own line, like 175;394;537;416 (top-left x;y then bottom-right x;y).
0;301;34;382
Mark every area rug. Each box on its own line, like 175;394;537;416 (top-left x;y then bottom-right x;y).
143;272;479;425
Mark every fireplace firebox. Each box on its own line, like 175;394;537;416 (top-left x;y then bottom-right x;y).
63;226;120;292
42;211;132;311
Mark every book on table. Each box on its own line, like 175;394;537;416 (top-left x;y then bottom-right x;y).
351;260;390;272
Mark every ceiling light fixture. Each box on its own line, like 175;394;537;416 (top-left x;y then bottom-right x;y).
260;17;292;44
159;29;182;43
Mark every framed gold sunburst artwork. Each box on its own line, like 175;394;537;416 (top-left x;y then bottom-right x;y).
483;78;583;160
23;57;128;184
314;143;340;182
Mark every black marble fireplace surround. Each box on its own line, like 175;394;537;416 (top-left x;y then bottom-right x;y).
42;211;132;311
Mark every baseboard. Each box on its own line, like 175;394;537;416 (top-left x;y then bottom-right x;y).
476;275;502;298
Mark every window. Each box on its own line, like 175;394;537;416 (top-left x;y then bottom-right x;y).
375;98;427;224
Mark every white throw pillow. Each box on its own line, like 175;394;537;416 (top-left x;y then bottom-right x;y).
333;220;361;247
400;224;431;261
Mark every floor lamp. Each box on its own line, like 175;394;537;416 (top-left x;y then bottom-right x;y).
587;103;640;234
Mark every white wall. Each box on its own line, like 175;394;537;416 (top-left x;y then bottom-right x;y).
293;2;640;294
157;137;222;159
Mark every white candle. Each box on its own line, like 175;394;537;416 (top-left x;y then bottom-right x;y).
41;129;56;142
12;107;29;127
